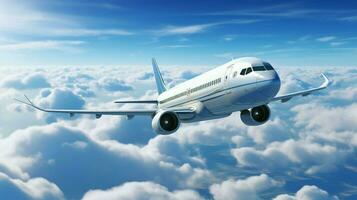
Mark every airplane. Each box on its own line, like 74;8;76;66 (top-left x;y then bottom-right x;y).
16;57;330;135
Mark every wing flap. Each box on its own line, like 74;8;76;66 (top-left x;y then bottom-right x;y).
272;73;330;103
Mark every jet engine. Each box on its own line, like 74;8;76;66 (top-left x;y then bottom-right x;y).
240;105;270;126
152;110;180;135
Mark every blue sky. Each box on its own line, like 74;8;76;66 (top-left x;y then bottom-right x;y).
0;0;357;67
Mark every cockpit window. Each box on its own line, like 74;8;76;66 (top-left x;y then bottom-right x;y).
246;67;252;75
263;62;274;70
253;66;266;71
240;68;246;75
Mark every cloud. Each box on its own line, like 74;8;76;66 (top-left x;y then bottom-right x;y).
273;185;339;200
0;73;51;90
180;70;200;80
137;72;154;80
209;174;281;200
34;88;85;122
329;86;357;101
203;5;318;18
202;3;356;21
231;139;348;174
317;36;336;42
292;103;357;132
1;65;356;200
0;40;85;52
96;78;134;92
0;121;212;199
340;15;357;22
157;24;213;35
330;42;346;46
160;45;192;49
0;172;64;200
246;117;292;144
50;29;133;37
0;0;132;38
82;181;204;200
155;20;260;36
223;35;237;41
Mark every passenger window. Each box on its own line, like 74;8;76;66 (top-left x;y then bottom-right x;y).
240;68;246;75
246;67;252;75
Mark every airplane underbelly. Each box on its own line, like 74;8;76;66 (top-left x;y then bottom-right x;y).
180;101;230;123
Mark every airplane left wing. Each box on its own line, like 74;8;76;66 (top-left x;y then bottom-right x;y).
15;95;156;118
271;73;330;103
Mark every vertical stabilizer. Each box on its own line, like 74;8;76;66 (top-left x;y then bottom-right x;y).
152;58;167;94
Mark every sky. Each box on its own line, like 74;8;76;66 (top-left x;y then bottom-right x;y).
0;1;356;200
0;0;357;67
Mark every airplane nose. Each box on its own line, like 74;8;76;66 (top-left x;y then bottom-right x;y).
256;71;281;99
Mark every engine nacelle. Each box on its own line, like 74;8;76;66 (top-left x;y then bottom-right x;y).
240;105;270;126
152;111;180;135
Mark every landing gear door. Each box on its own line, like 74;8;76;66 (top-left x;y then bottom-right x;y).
224;65;233;94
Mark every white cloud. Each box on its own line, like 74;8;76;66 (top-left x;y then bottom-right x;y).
210;174;281;200
180;70;200;80
96;77;134;91
329;86;357;101
340;15;357;22
0;65;355;200
34;88;85;122
292;103;357;132
0;0;132;38
82;181;203;200
0;40;85;52
155;20;260;36
274;185;339;200
160;45;192;49
0;73;51;90
0;172;64;200
246;117;292;144
0;121;212;199
317;36;336;42
49;29;133;37
231;139;348;174
330;42;346;46
157;24;213;35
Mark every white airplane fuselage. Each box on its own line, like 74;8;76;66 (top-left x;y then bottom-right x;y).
157;57;281;122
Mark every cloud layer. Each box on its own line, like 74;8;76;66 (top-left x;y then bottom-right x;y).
0;65;356;200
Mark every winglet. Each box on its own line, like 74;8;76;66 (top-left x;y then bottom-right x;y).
14;95;33;106
14;95;45;111
24;95;34;105
320;73;330;88
152;58;167;94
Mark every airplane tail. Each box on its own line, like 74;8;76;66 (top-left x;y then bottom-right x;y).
152;58;167;94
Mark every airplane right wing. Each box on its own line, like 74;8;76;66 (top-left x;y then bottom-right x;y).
271;73;330;103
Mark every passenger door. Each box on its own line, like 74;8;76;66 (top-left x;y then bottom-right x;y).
224;65;233;94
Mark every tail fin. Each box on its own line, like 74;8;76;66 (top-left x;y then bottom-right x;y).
152;58;167;94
